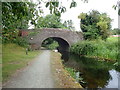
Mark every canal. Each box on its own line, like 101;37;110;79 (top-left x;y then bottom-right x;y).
60;51;120;89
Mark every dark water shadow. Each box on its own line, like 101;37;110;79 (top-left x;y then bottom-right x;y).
59;51;119;89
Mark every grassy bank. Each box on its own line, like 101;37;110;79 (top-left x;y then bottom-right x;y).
0;44;2;85
50;51;83;88
70;37;119;61
2;44;40;82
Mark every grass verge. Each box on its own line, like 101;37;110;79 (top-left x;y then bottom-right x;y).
2;43;41;82
50;51;83;88
0;44;2;87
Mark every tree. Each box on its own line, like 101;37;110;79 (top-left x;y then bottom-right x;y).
2;2;40;43
36;14;76;30
36;14;64;28
78;10;112;40
2;0;118;44
97;13;112;39
63;20;75;30
110;28;120;35
41;38;59;50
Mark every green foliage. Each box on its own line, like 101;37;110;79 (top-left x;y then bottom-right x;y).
70;37;119;61
65;67;84;83
84;25;99;40
65;67;76;79
78;13;87;19
42;38;59;50
2;29;28;48
46;41;59;50
36;14;65;28
13;37;28;48
28;31;39;37
115;64;120;72
42;38;54;46
44;1;119;17
70;0;77;8
110;28;120;35
44;0;89;16
70;40;97;55
78;10;112;40
2;29;19;43
63;20;75;30
45;1;65;16
107;37;119;42
36;14;75;30
2;2;38;30
2;2;39;44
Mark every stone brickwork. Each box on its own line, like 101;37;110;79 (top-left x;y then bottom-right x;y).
20;28;83;51
19;30;28;37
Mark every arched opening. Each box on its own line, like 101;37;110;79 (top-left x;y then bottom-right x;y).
41;37;70;52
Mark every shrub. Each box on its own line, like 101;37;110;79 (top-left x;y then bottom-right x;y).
46;41;59;50
70;39;118;61
13;37;28;48
70;41;97;55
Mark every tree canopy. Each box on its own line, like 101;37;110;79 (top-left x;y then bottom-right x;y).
2;0;119;44
63;20;75;30
78;10;112;40
36;14;64;28
2;2;40;43
36;14;75;30
110;28;120;35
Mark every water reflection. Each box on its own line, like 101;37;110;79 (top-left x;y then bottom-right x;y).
60;51;119;88
106;70;119;88
59;51;69;63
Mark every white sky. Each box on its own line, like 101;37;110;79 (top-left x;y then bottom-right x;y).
31;0;119;31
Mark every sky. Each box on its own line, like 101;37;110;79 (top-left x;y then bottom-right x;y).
31;0;119;31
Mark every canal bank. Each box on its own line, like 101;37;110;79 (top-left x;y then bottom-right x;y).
60;51;120;89
50;51;83;88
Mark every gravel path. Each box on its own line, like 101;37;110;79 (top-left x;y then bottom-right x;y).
3;50;55;88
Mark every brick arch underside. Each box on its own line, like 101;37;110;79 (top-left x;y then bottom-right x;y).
41;37;70;51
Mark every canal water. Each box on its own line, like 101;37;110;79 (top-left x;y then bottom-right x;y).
60;51;120;89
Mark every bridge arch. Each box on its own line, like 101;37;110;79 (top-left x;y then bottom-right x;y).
20;28;83;51
41;36;70;51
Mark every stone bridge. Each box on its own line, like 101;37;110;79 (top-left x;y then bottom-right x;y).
19;28;83;51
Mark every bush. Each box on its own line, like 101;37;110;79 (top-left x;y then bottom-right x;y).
13;37;28;48
110;28;120;35
70;41;97;55
70;38;118;61
2;29;29;48
46;41;59;50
